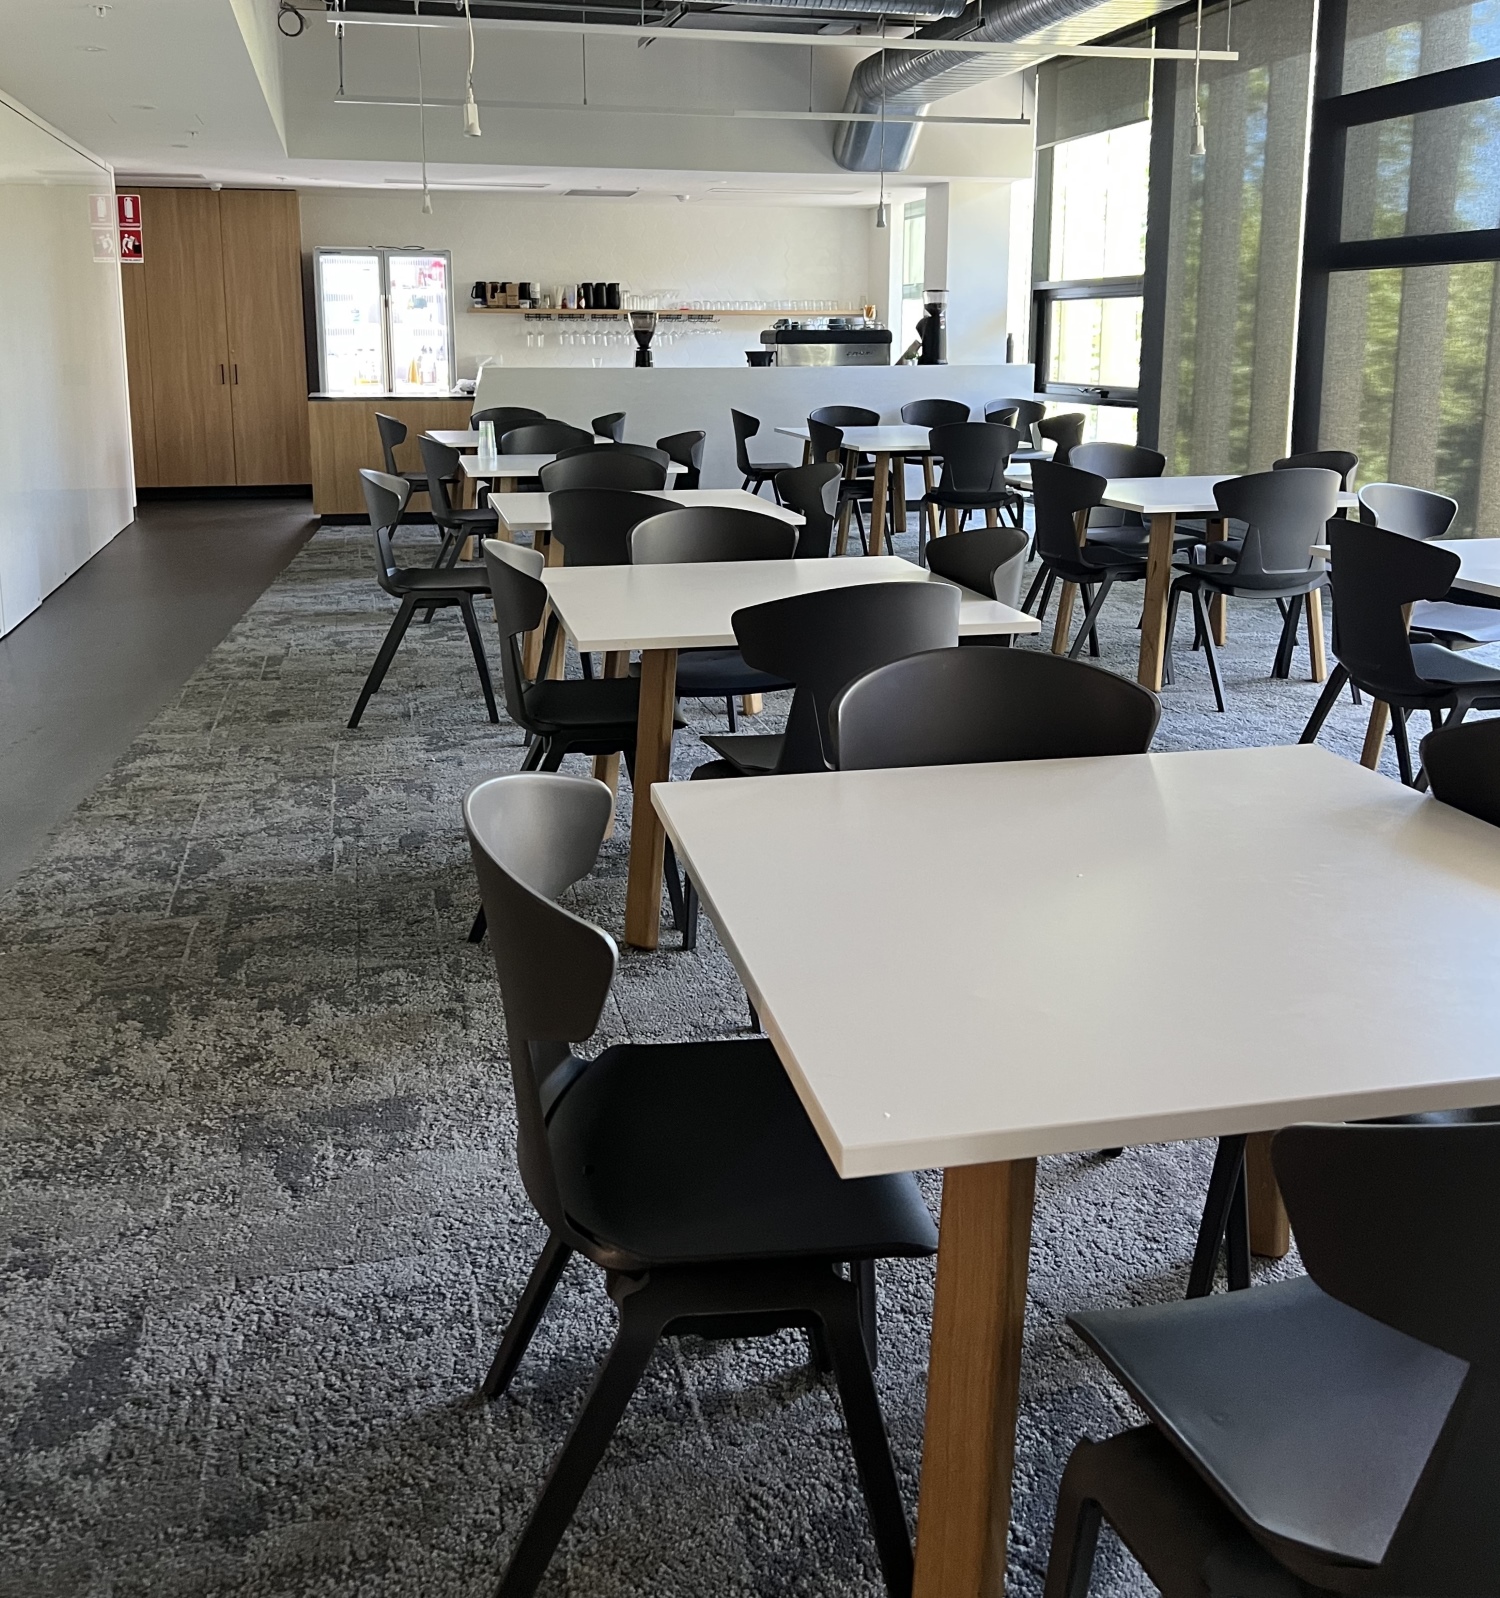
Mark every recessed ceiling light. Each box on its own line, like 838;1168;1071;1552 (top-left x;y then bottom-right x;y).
170;142;190;148
132;103;157;111
78;44;106;52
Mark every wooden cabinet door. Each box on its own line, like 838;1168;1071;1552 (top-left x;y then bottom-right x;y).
219;190;311;485
139;189;236;486
119;260;158;487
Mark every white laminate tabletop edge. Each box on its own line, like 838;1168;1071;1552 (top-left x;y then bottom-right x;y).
1432;538;1500;597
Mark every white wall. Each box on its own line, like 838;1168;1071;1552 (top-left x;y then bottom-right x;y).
299;188;877;375
0;92;134;637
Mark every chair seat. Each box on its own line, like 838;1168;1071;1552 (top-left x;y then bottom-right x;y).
392;566;492;594
1070;1274;1469;1572
675;647;791;699
521;676;643;733
1411;600;1500;646
698;730;785;775
1172;560;1326;596
1410;640;1500;690
441;507;500;529
1046;546;1150;580
922;488;1022;509
748;461;799;477
549;1037;939;1269
1087;525;1200;553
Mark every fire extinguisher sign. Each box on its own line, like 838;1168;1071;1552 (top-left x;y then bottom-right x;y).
117;194;143;262
90;192;143;262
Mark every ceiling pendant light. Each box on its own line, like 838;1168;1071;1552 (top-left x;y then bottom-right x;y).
1190;0;1207;156
875;17;889;228
462;0;482;135
415;0;433;211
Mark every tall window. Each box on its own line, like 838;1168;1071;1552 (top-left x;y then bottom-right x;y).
1297;0;1500;533
900;200;926;357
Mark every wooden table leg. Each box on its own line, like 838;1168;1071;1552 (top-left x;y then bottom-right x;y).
922;455;941;552
1361;700;1391;769
522;528;566;680
1246;1132;1291;1259
869;453;890;557
623;647;678;950
740;693;763;716
1050;583;1079;654
913;1159;1037;1598
835;446;857;556
1136;512;1180;691
1205;516;1228;645
1307;588;1328;682
592;651;630;842
892;455;907;545
801;439;813;466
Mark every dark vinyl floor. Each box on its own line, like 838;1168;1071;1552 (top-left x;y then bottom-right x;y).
0;495;315;890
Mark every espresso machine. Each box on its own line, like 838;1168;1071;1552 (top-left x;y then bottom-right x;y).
916;287;948;365
630;309;657;367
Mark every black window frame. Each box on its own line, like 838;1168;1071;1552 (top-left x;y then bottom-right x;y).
1031;276;1146;406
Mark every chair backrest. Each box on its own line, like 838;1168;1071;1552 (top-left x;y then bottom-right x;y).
1031;460;1109;565
774;463;841;558
983;403;1018;428
464;771;618;1250
481;539;549;725
806;416;846;468
925;525;1029;608
359;468;411;588
418;434;461;522
1274;448;1358;489
374;412;407;476
1359;481;1459;540
1272;1121;1500;1593
591;411;626;442
547;488;674;567
929;421;1018;495
902;398;970;427
1421;716;1500;827
471;405;546;435
990;398;1046;444
1071;441;1165;480
831;648;1160;770
1038;412;1086;461
539;449;668;491
1326;520;1462;699
656;430;705;489
1212;469;1340;585
809;405;879;427
730;408;762;474
501;421;594;455
629;505;798;564
731;581;960;772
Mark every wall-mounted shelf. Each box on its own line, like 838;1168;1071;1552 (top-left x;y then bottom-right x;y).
467;306;866;317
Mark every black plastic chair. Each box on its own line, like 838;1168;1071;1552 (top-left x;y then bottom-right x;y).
1357;483;1499;648
1421;714;1500;827
464;769;937;1598
655;429;704;489
418;434;500;567
774;463;842;559
983;403;1018;428
347;470;497;729
537;449;668;492
1048;1120;1500;1598
988;397;1045;446
590;410;625;442
501;421;595;455
808;417;871;553
375;412;446;504
629;505;798;735
920;423;1025;554
731;408;798;497
1165;469;1338;711
1069;442;1185;554
831;648;1160;770
925;524;1031;616
810;405;880;427
1028;460;1147;659
1300;523;1500;784
547;488;673;569
1274;447;1358;488
471;405;546;436
900;398;970;427
1038;412;1086;463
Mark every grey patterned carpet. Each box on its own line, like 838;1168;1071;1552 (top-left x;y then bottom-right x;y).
0;513;1422;1598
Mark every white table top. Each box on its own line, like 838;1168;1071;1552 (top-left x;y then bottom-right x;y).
461;453;684;481
776;424;939;454
1099;475;1359;516
493;487;801;534
427;429;481;449
540;555;1039;653
653;743;1500;1177
1432;537;1500;598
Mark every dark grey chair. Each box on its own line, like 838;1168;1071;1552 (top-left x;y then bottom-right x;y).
1421;714;1500;828
655;429;704;489
1300;523;1500;784
471;405;546;436
538;449;668;492
629;505;798;734
418;434;499;566
901;398;970;427
831;647;1160;771
1048;1120;1500;1598
347;470;497;729
465;769;938;1598
988;397;1045;445
590;410;625;442
501;421;594;455
1069;442;1188;555
920;422;1025;554
731;408;798;497
547;488;672;569
1165;469;1339;710
1274;447;1358;488
926;524;1038;619
773;463;842;559
1038;412;1086;462
808;417;872;553
375;412;448;504
810;405;879;427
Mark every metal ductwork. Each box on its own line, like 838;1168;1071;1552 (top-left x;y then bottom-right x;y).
746;0;969;18
833;0;1161;168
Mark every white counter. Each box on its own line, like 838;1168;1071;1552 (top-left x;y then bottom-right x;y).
472;363;1038;490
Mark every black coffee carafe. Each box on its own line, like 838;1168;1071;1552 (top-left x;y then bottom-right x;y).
605;282;621;310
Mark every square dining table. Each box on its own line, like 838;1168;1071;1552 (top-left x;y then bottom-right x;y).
776;424;942;557
539;556;1040;948
652;740;1500;1598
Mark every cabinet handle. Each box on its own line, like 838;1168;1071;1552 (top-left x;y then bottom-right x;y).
219;363;226;384
232;363;239;385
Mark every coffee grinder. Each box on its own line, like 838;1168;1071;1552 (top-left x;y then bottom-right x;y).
630;309;658;368
916;287;948;365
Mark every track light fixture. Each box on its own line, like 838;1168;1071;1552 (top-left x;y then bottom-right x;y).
462;0;482;135
1190;0;1206;156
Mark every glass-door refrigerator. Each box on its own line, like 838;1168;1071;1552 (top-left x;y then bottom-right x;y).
313;247;454;394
